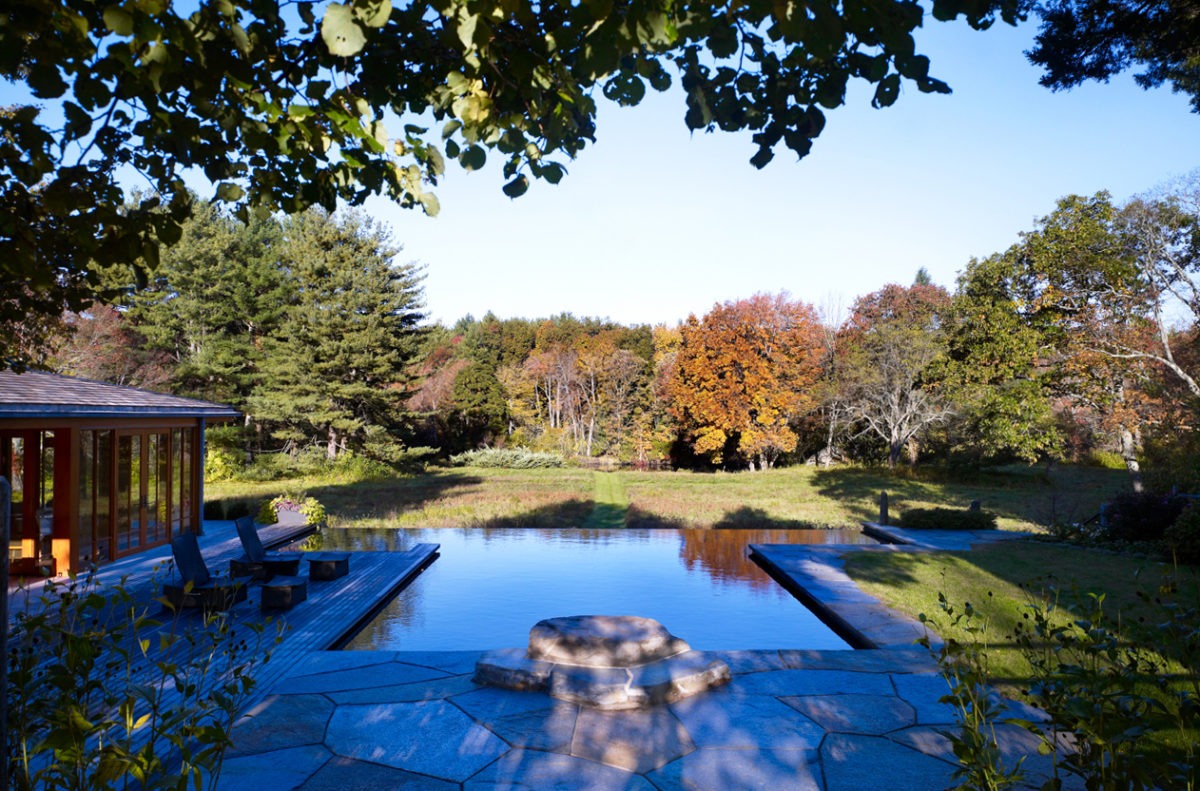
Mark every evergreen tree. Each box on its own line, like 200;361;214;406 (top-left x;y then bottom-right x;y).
251;208;425;460
124;199;288;408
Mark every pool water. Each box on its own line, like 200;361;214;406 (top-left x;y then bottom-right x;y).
299;527;876;651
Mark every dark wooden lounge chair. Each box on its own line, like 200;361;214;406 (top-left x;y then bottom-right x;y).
164;532;248;611
230;515;303;580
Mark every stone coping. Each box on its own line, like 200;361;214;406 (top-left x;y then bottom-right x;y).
861;523;1033;550
216;647;1065;791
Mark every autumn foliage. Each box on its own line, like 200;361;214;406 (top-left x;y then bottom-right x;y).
669;294;823;470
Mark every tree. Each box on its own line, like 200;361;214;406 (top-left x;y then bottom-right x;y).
839;283;953;468
122;199;288;408
1028;0;1200;112
670;293;822;471
249;208;425;460
948;188;1199;486
945;253;1064;465
51;303;172;389
2;0;1028;368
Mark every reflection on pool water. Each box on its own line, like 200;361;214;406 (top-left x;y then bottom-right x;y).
297;527;876;651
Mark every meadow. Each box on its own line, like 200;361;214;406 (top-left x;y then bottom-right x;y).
205;462;1130;532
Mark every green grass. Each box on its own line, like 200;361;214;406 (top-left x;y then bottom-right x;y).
623;464;1126;531
206;462;1129;532
581;473;629;531
843;543;1200;687
206;467;594;529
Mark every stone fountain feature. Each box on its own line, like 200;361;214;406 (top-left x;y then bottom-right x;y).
473;615;731;710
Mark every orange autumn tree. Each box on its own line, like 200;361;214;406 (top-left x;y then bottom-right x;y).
669;293;823;471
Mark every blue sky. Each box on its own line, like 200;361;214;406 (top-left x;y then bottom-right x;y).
361;19;1200;328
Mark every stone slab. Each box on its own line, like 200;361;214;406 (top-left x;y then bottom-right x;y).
571;706;696;773
281;650;399;680
670;692;825;750
324;700;509;782
228;694;335;757
297;756;458;791
727;668;895;697
889;673;959;725
464;749;658;791
646;748;822;791
216;744;331;791
484;704;581;753
282;660;449;694
327;674;480;704
395;650;486;676
707;650;788;675
780;693;914;735
452;686;564;721
779;648;937;674
549;650;730;709
475;647;554;691
529;615;690;667
821;732;957;791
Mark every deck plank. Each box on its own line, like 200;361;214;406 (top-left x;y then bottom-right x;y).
9;525;440;754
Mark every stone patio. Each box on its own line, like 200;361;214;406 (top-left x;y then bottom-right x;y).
217;646;1061;791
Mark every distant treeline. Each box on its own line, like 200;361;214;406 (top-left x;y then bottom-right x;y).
33;181;1200;490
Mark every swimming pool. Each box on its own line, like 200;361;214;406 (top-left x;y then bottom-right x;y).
297;527;875;651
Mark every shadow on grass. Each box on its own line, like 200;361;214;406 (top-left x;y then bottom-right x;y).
810;464;1129;529
208;472;487;524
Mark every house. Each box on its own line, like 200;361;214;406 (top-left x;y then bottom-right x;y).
0;370;238;575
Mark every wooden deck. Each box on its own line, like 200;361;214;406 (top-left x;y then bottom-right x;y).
8;518;440;719
237;543;439;706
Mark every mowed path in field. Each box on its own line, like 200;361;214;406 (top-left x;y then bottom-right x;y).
581;472;629;530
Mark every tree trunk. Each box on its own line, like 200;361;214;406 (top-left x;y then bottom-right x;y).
887;437;901;469
1119;424;1144;493
907;438;919;468
327;425;339;460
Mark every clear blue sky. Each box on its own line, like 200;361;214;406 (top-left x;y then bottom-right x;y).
360;19;1200;328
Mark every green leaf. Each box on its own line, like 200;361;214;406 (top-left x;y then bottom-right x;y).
28;64;67;99
103;6;134;35
457;12;478;48
445;139;460;158
419;192;440;216
872;74;901;108
352;0;391;27
215;182;245;202
502;174;528;197
442;119;462;139
460;144;486;171
321;3;367;57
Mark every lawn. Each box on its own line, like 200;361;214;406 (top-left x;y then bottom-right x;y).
205;462;1130;532
842;542;1200;686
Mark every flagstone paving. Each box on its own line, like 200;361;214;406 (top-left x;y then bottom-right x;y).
217;647;1060;791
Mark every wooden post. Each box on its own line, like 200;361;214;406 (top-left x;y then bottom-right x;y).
879;491;889;526
2;474;10;791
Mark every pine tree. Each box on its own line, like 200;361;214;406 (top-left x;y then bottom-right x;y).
124;199;288;408
251;208;425;460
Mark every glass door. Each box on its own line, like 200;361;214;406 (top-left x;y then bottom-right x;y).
114;430;173;557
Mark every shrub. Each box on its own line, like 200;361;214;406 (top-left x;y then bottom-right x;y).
223;498;257;521
1084;449;1128;470
449;448;566;469
256;499;278;525
270;491;327;527
8;573;282;790
898;507;998;531
1164;502;1200;565
203;445;246;482
924;579;1200;791
1102;491;1187;542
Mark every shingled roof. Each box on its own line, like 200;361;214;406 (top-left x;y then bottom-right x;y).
0;370;240;420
